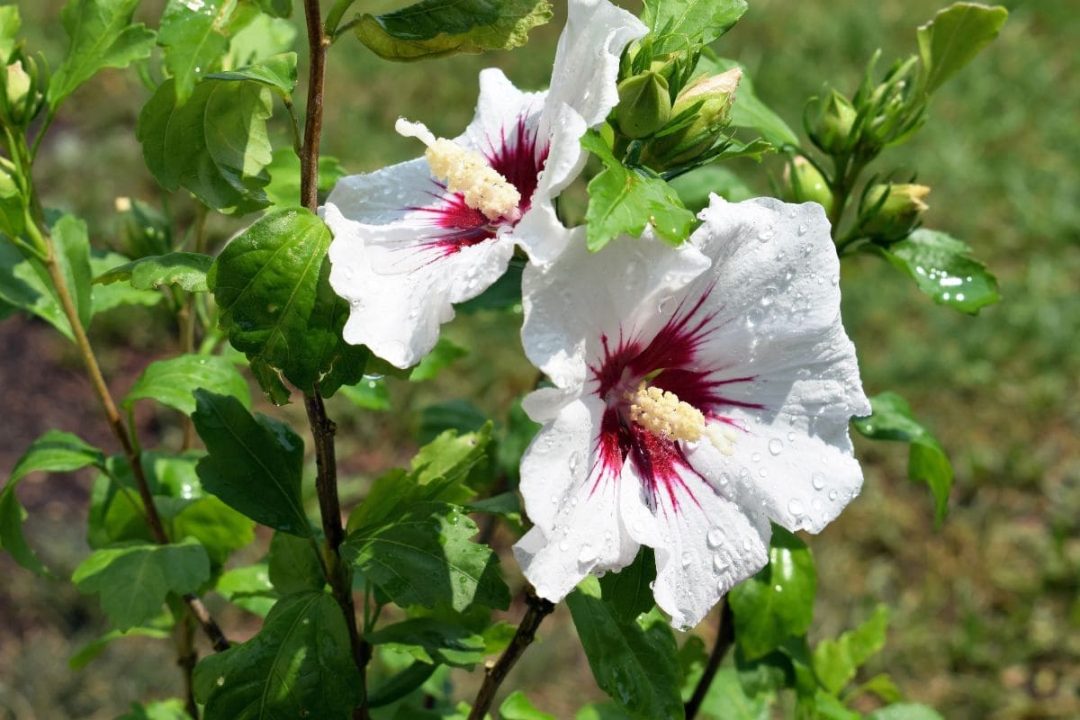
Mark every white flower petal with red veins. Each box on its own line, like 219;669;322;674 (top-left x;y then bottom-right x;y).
514;195;869;628
325;1;646;368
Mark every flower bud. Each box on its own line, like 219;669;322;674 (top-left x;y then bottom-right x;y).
614;71;672;139
641;68;742;169
861;183;930;241
808;89;857;155
6;61;30;109
1;55;43;127
783;157;833;208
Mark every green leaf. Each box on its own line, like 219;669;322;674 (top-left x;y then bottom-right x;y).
89;250;168;313
418;400;487;444
353;0;552;61
193;591;362;720
72;538;211;630
52;214;94;331
267;531;324;594
171;495;255;566
255;0;292;19
581;131;696;252
48;0;155;109
206;52;298;97
366;660;437;709
0;5;21;64
852;392;954;524
729;526;817;661
95;252;213;293
116;699;194;720
1;430;105;575
70;625;170;670
137;77;273;214
0;243;71;338
670;165;754;213
805;690;862;720
343;499;508;612
877;229;1000;314
567;579;683;720
641;0;747;54
125;354;250;415
700;55;800;148
409;338;467;381
225;12;296;66
215;563;276;617
693;667;772;720
159;0;236;104
917;3;1008;94
263;148;346;208
208;207;368;400
366;617;487;668
339;376;390;411
599;547;656;623
812;605;890;694
868;704;945;720
191;390;310;536
500;691;555;720
410;424;492;489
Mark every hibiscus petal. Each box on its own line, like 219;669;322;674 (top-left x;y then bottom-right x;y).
521;228;711;389
325;203;514;368
461;68;545;163
533;0;647;209
621;460;771;630
674;196;869;532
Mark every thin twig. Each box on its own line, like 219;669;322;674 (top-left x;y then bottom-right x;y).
299;1;370;717
26;217;230;653
684;597;735;720
468;590;556;720
175;613;199;719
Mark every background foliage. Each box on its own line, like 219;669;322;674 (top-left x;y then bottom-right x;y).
0;0;1076;718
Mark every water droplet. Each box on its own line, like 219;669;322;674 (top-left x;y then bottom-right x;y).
706;528;724;548
760;286;778;307
768;438;783;455
955;292;965;301
716;578;728;592
828;489;838;501
788;498;805;517
680;552;692;568
568;451;582;475
811;472;826;491
787;431;797;442
558;541;569;552
713;554;728;573
549;494;558;505
797;224;808;235
216;676;225;687
757;226;775;242
751;452;761;463
578;544;596;564
774;584;783;593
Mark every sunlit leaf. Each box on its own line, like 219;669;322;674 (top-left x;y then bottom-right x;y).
812;605;890;694
159;0;236;103
917;3;1008;94
876;229;999;314
125;354;250;415
641;0;747;54
353;0;552;61
95;252;213;293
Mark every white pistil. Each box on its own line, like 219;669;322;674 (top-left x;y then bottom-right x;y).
628;382;706;442
396;118;521;222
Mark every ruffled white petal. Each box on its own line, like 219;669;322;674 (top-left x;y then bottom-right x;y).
514;396;639;601
461;68;546;160
526;0;647;231
621;461;771;630
521;228;711;389
325;202;514;368
674;196;870;533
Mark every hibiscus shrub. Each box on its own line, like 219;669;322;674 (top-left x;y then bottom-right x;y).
0;0;1006;718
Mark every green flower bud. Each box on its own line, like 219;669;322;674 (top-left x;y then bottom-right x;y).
6;61;30;109
783;157;833;208
861;183;930;240
615;71;672;139
808;89;857;155
1;55;43;127
641;68;742;169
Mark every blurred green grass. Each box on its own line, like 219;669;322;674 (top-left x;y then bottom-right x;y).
1;0;1077;718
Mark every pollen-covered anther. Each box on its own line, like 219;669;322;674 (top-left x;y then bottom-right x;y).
395;117;521;222
628;382;706;442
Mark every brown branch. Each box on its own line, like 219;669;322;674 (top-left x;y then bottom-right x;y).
299;1;369;717
468;590;555;720
684;597;735;720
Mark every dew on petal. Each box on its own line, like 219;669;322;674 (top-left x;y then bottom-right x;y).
713;554;728;573
578;544;596;565
768;438;783;455
788;498;805;518
680;552;692;568
828;489;838;501
811;472;826;491
706;528;724;548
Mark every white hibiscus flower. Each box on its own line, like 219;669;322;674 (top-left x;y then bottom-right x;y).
513;196;871;629
324;0;647;368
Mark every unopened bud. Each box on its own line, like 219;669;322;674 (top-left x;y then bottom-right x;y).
862;183;930;240
615;71;672;139
6;61;30;109
642;68;742;169
809;89;857;155
783;157;833;208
